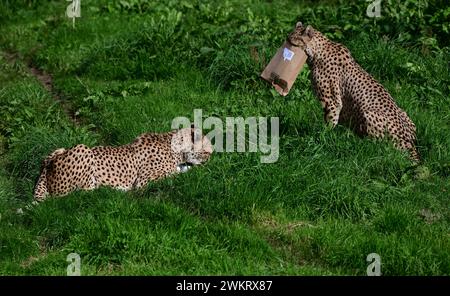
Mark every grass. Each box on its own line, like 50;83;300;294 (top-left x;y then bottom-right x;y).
0;0;449;275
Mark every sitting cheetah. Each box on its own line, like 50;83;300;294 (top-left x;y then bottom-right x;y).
33;127;213;201
288;22;419;161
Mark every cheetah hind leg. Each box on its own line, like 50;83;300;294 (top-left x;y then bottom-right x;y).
360;111;386;140
358;111;420;163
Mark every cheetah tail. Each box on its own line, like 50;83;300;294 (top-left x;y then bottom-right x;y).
409;147;421;164
33;148;66;202
33;165;49;202
398;113;420;163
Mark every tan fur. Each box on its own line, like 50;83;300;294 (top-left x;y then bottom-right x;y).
289;22;419;161
33;127;212;201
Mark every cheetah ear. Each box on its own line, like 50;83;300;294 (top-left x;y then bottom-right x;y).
296;22;303;28
305;25;315;38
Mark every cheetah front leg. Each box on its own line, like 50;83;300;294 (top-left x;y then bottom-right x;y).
318;83;343;127
322;101;342;127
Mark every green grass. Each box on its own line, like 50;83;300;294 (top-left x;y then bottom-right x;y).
0;0;449;275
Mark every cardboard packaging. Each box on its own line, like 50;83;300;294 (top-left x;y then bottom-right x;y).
260;41;307;96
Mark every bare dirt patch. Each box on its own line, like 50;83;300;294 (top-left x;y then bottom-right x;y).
3;51;80;125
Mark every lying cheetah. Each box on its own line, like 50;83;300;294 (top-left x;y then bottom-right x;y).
288;22;419;161
33;127;213;201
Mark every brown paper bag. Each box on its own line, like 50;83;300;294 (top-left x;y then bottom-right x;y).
261;41;307;96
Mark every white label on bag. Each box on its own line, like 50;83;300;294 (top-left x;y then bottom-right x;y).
283;48;295;61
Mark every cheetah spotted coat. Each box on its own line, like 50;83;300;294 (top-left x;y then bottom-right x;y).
288;22;419;161
33;128;212;201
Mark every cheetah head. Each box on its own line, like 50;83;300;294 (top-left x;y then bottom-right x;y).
288;22;320;58
171;126;213;166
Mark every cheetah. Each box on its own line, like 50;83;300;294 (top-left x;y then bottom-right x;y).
288;22;419;161
33;126;213;201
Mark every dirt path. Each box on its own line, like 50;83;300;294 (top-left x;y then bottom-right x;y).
3;51;80;125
